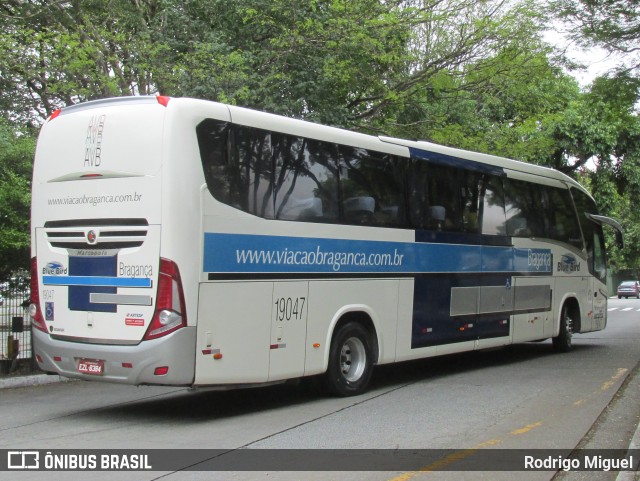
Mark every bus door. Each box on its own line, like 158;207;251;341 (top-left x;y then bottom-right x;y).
589;226;609;331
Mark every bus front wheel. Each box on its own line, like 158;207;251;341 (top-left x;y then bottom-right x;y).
553;305;573;352
323;322;373;397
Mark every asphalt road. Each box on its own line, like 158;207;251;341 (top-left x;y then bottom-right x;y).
0;298;638;481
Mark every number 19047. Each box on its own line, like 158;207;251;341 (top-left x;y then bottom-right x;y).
274;297;306;322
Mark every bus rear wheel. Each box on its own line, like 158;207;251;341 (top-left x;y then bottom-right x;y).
322;322;373;397
553;305;573;352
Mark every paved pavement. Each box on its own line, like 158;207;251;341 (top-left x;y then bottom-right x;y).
1;366;639;480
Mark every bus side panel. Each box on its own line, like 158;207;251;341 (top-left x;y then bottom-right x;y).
161;99;232;331
268;281;309;382
591;278;607;332
553;276;589;334
511;277;551;342
194;282;272;385
394;279;430;362
304;279;399;376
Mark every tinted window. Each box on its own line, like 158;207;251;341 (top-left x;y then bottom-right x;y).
274;136;339;222
545;187;582;249
196;119;232;205
406;160;481;233
196;120;275;217
197;119;588;246
571;187;606;280
233;125;275;218
504;179;546;238
339;146;405;227
459;169;482;234
480;176;506;235
406;160;430;229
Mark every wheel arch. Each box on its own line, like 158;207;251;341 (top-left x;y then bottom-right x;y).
322;306;380;373
556;295;581;335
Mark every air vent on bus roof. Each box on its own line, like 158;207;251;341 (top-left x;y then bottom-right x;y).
44;218;148;250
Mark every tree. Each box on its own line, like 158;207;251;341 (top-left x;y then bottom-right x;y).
0;0;166;123
0;0;555;130
0;120;34;279
551;0;640;76
0;0;638;276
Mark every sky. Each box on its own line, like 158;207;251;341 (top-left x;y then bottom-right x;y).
543;28;621;87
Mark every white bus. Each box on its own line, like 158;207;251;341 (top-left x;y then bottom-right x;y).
30;96;623;396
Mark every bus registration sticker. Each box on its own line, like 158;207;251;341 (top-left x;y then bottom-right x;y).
77;359;104;376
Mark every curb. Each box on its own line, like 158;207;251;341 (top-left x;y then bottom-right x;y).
0;373;73;389
616;420;640;481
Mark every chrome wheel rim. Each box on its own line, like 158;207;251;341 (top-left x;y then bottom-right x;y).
340;337;366;382
565;315;573;346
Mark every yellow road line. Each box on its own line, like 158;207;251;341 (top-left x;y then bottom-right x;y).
600;368;628;392
510;421;543;436
386;367;630;481
385;427;536;481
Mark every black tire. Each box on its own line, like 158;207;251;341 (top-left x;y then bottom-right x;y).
553;305;573;353
322;322;374;397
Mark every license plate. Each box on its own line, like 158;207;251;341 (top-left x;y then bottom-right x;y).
77;359;104;376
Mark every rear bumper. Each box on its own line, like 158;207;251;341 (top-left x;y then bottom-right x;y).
32;327;196;386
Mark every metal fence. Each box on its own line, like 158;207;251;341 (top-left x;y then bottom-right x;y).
0;283;33;374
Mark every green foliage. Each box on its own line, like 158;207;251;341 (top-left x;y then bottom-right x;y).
0;0;638;275
552;0;640;74
0;120;35;278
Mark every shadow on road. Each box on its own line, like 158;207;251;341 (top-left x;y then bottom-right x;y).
79;340;607;424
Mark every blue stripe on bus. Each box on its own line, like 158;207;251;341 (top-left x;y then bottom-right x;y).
68;255;118;313
203;232;552;275
43;275;152;288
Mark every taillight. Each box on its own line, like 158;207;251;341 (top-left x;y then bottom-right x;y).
144;258;187;340
156;95;170;107
29;257;48;333
48;109;62;121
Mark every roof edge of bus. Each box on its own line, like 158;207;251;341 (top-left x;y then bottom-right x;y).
379;135;581;187
53;96;167;117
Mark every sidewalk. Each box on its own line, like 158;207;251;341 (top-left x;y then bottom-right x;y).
0;372;72;389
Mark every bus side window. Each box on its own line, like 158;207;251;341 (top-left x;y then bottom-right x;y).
196;119;233;205
274;136;339;223
233;126;275;219
504;178;546;238
545;187;583;249
407;160;430;230
593;229;607;280
460;169;482;234
480;175;507;236
338;146;404;227
571;187;606;280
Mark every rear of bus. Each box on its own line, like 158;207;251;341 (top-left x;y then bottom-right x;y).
30;96;199;385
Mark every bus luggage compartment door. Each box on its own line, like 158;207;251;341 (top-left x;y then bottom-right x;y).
512;278;551;342
268;281;309;381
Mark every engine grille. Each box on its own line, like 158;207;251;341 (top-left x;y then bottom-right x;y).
44;218;148;250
